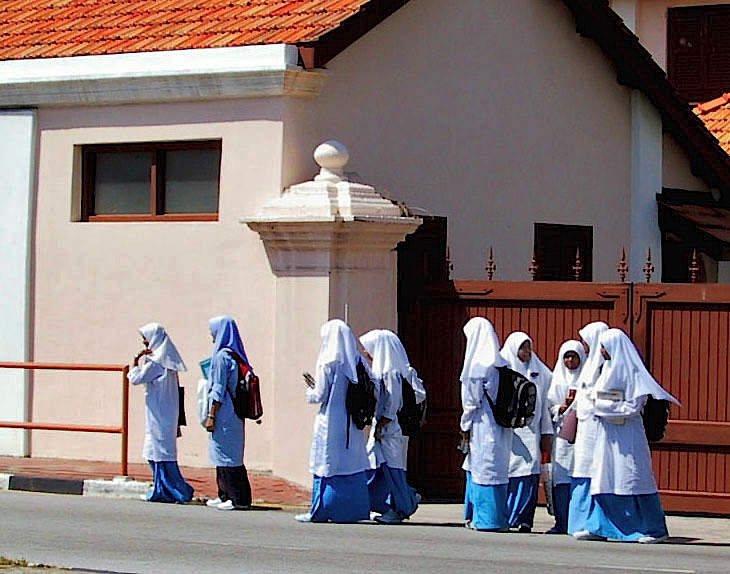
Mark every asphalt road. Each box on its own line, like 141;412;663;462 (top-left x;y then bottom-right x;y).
1;491;729;574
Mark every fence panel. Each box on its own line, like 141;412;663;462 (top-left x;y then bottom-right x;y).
404;281;631;499
634;284;730;514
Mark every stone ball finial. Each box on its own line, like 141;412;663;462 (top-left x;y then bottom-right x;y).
314;140;349;182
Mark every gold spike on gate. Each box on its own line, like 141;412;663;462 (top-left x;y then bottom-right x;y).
572;247;583;281
643;248;655;283
528;250;539;280
485;246;496;280
617;247;628;283
689;248;700;283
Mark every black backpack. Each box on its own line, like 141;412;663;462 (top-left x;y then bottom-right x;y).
398;376;427;436
485;366;537;428
345;360;377;447
643;396;670;442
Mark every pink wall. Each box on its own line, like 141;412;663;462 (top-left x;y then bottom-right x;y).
32;99;284;471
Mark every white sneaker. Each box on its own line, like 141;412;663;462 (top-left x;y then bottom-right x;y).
139;494;149;502
572;530;606;541
217;500;236;511
294;513;312;522
206;497;222;507
374;509;403;524
638;535;668;544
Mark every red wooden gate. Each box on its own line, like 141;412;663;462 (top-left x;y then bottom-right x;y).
633;284;730;514
398;220;730;513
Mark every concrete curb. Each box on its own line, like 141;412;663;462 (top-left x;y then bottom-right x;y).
0;472;152;499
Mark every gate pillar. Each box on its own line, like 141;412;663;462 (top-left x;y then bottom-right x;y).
244;141;421;485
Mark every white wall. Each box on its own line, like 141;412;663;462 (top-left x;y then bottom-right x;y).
0;109;36;455
285;0;634;281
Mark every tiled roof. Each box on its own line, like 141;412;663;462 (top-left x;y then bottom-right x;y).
694;94;730;156
0;0;371;60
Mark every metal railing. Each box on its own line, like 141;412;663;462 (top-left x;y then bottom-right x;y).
0;362;130;476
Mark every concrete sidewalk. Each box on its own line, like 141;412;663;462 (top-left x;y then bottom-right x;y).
0;455;311;506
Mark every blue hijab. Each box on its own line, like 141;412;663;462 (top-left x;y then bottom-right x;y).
209;315;249;365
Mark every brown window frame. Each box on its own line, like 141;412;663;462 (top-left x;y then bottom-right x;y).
533;223;593;282
81;140;221;222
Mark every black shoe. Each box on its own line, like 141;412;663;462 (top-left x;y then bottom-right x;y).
518;524;532;533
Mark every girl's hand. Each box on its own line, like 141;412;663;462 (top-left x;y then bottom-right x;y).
133;348;152;366
205;416;216;432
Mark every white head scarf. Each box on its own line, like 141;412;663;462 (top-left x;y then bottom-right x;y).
360;329;426;403
316;319;362;383
596;328;680;405
138;323;186;372
500;331;550;379
577;321;609;388
460;317;507;383
547;340;586;407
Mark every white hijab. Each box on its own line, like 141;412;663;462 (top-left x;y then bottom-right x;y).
138;322;186;372
460;317;507;383
577;321;609;388
596;328;680;405
500;331;551;379
547;340;586;407
316;319;362;383
360;329;426;403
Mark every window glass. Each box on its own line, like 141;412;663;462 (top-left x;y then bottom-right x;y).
94;151;152;214
164;148;221;214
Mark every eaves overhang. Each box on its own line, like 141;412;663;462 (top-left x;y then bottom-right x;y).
0;44;327;107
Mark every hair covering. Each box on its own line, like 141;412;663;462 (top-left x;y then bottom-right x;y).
596;328;680;405
500;331;551;378
460;317;507;383
577;321;609;387
316;319;362;383
209;315;249;365
138;322;187;372
360;329;426;403
547;340;586;407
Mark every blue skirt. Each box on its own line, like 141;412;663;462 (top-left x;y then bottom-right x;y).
310;471;370;523
551;483;571;533
507;474;539;528
569;478;668;540
146;461;194;503
568;477;593;534
366;464;419;518
464;472;509;531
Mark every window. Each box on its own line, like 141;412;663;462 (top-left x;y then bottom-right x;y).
533;223;593;281
81;140;221;221
668;5;730;103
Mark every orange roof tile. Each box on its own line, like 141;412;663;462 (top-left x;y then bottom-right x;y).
694;94;730;157
0;0;372;60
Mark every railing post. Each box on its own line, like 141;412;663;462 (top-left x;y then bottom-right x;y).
121;365;129;477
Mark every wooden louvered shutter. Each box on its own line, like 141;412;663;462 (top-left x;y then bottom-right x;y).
669;5;730;103
706;9;730;98
668;8;704;102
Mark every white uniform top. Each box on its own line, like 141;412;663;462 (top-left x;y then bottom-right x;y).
572;321;609;478
128;361;179;462
500;332;553;479
590;328;680;495
459;317;513;486
461;369;514;485
367;370;408;470
547;340;586;485
307;362;369;478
